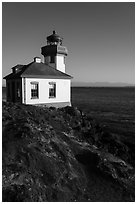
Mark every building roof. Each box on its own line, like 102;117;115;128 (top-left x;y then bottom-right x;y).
4;62;72;80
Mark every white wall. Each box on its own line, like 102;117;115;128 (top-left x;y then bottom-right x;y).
23;78;71;105
56;54;65;73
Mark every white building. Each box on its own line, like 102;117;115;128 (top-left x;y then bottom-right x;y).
4;31;72;107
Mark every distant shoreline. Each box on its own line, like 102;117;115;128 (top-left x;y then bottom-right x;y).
2;86;135;89
71;86;135;88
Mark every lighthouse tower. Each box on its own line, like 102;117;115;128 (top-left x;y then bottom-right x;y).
41;31;68;73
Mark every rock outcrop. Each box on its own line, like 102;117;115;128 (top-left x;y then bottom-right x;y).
2;102;135;201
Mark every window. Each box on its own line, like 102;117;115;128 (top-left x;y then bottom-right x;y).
31;82;39;98
50;56;55;63
16;82;20;98
49;82;56;98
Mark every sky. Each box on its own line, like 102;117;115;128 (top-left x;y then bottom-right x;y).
2;2;135;86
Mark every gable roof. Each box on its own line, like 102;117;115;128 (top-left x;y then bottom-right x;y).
4;62;72;80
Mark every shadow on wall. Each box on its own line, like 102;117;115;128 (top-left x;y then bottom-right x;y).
2;87;6;101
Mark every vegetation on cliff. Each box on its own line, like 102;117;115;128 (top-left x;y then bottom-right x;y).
2;101;135;201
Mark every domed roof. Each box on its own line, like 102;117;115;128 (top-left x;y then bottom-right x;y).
47;31;63;44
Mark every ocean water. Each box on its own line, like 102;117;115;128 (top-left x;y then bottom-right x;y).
71;87;135;144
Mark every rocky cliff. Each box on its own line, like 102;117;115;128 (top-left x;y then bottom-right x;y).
2;101;135;201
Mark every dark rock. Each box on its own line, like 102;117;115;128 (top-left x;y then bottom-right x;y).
2;102;134;202
3;184;29;202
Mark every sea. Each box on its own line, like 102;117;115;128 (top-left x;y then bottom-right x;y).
71;87;135;144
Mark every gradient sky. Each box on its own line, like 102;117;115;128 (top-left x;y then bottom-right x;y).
2;2;135;86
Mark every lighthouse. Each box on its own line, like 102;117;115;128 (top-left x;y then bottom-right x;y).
4;30;72;107
41;30;68;73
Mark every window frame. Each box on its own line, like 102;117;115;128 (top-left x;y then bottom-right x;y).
30;82;39;99
49;82;56;98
